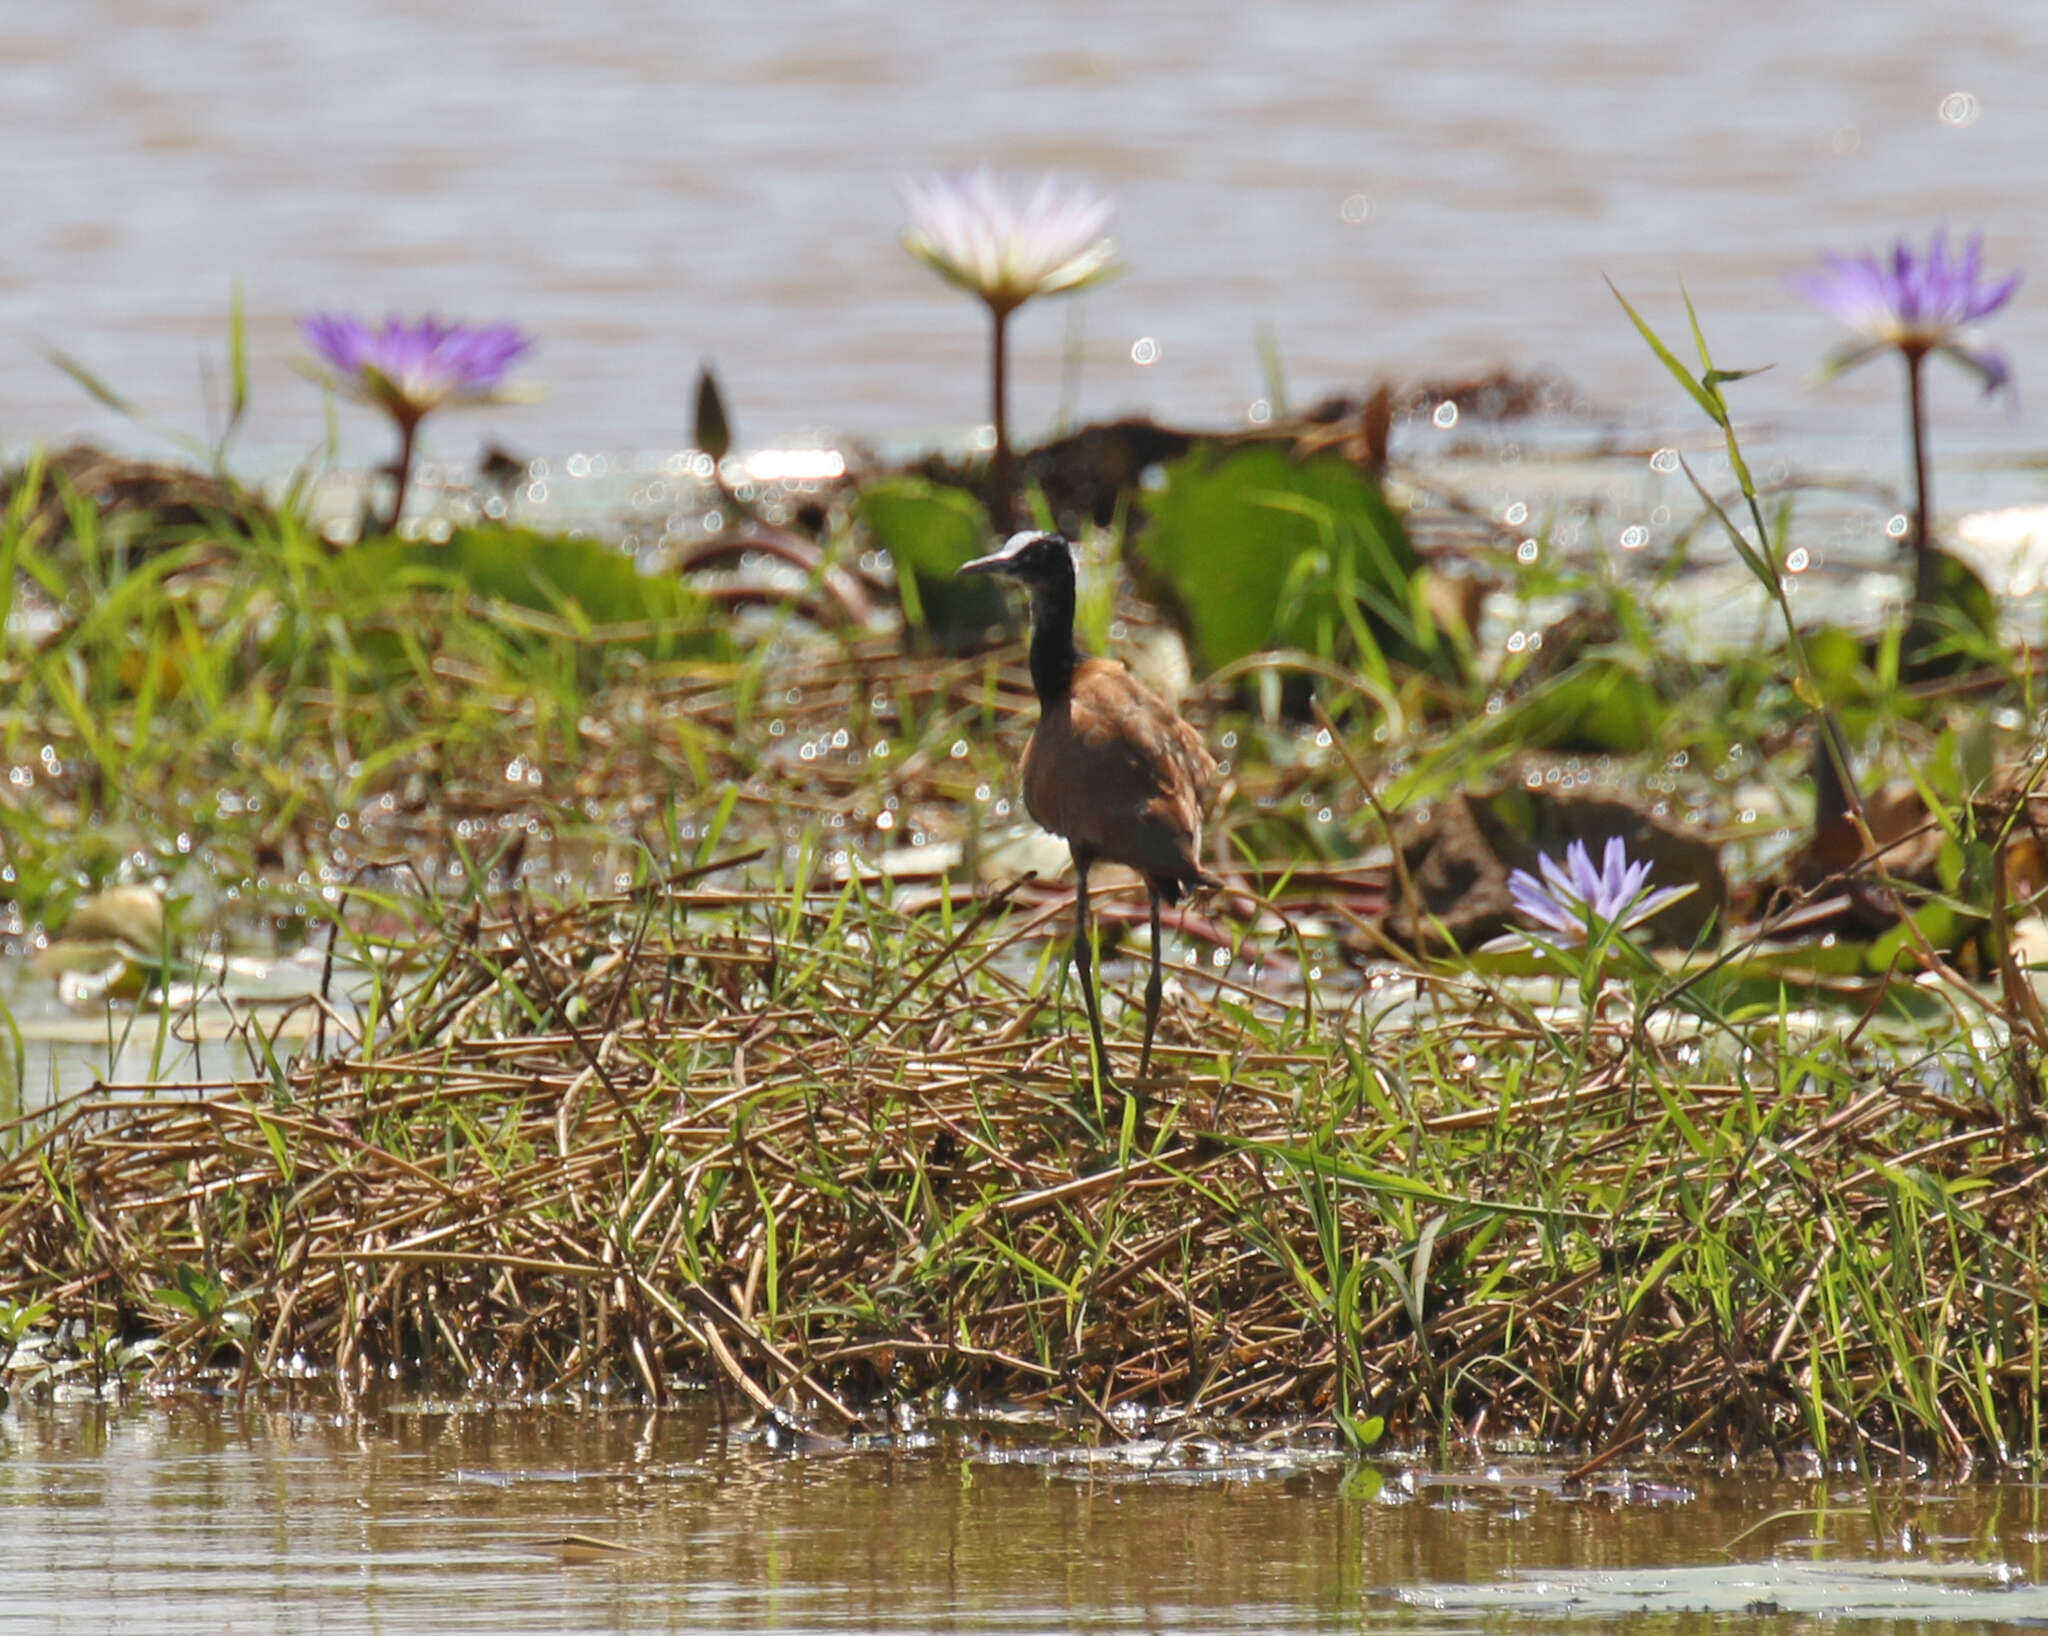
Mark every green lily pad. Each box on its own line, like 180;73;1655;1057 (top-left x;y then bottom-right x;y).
1133;446;1453;682
338;526;718;654
855;478;1011;649
1904;547;2000;680
1497;656;1666;754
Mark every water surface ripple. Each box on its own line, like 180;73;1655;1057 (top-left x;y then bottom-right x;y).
6;1399;2048;1632
7;2;2044;492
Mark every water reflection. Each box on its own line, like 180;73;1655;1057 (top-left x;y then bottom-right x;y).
0;950;330;1110
3;1398;2048;1631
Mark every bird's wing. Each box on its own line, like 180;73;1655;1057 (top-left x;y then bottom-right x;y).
1165;712;1217;798
1023;660;1215;881
1067;660;1210;795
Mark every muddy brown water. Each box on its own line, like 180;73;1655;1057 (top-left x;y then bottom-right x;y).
12;11;2048;1620
4;1396;2048;1631
10;1;2047;495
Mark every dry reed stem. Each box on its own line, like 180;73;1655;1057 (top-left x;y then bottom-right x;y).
0;886;2043;1465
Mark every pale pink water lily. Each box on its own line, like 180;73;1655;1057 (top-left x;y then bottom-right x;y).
300;313;535;534
1507;837;1692;944
900;169;1121;529
901;168;1121;317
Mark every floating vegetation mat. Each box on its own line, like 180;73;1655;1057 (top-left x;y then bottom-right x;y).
8;397;2048;1479
4;876;2046;1471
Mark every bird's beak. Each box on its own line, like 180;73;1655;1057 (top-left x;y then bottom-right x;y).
957;551;1008;578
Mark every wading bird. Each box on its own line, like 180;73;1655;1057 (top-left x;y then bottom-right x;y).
959;530;1216;1082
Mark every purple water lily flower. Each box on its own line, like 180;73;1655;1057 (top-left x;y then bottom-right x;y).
300;314;532;424
900;168;1120;530
300;313;534;534
1507;837;1691;943
1793;232;2018;654
1793;230;2020;396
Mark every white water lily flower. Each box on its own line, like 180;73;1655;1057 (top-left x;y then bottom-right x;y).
901;168;1121;317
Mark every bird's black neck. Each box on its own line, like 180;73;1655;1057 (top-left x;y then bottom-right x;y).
1026;567;1080;705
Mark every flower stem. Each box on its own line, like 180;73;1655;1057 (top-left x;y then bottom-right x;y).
1903;345;1939;663
1906;346;1933;564
988;305;1014;533
385;417;420;537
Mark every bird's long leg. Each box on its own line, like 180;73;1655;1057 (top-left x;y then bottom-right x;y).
1140;884;1164;1083
1071;851;1113;1088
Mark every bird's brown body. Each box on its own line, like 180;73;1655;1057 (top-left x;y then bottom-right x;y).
959;530;1216;1085
1020;658;1215;905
